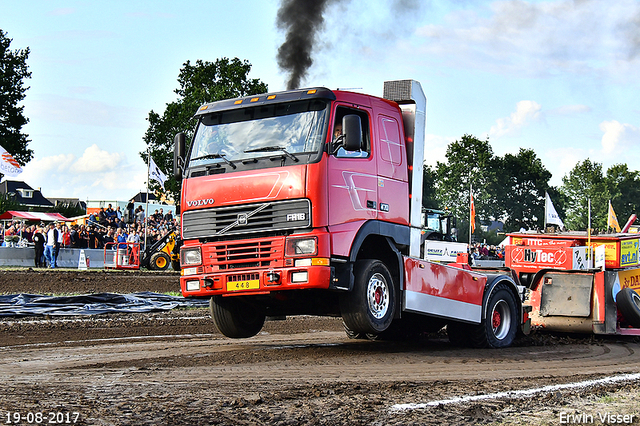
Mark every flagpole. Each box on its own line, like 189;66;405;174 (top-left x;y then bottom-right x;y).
469;183;472;248
587;198;591;260
144;150;150;254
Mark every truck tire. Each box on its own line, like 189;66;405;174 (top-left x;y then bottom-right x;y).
149;252;171;270
471;283;518;348
617;288;640;328
340;259;396;335
342;322;367;340
210;296;265;338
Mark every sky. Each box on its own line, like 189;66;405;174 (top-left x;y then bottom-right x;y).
1;0;639;202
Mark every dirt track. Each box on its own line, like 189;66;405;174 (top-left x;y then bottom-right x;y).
1;269;640;425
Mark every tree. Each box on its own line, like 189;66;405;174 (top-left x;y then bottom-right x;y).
560;159;610;230
605;164;640;228
422;164;438;209
141;57;268;202
435;134;496;243
0;29;33;166
0;191;19;215
490;148;552;232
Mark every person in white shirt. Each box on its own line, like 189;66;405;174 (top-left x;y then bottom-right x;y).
44;223;59;268
127;230;140;244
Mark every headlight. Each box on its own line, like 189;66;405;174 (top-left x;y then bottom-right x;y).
185;280;200;291
181;247;202;266
285;237;317;256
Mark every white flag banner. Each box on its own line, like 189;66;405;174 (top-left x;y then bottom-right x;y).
0;145;23;177
545;191;564;229
149;157;167;190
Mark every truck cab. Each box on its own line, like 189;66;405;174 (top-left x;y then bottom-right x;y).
174;81;527;347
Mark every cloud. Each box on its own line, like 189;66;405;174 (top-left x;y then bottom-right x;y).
20;145;147;201
542;146;588;185
600;120;640;154
414;0;640;79
71;144;124;173
48;8;75;16
27;95;143;129
489;100;541;137
424;134;455;167
547;104;592;116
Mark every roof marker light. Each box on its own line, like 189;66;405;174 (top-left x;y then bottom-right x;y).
199;105;209;111
250;97;259;102
234;100;243;105
267;95;276;100
307;89;317;94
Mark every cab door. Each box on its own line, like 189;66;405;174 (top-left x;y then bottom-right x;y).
375;114;409;225
327;105;377;228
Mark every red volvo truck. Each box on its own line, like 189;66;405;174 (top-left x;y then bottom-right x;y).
173;80;529;347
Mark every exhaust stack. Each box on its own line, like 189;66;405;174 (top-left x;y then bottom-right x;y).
383;80;427;258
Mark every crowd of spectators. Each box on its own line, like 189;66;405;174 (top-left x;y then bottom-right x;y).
469;243;505;261
2;204;178;258
82;204;178;250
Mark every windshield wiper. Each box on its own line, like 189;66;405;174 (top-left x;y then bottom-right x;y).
244;146;299;162
190;152;236;169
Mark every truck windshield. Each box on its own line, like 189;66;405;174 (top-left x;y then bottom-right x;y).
425;213;443;233
188;99;329;168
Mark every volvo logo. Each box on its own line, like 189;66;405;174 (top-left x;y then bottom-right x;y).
237;213;248;225
186;198;214;207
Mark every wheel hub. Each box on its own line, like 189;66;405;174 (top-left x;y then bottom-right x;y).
492;310;502;328
367;273;389;319
491;299;511;340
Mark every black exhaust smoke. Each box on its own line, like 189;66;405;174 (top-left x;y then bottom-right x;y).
276;0;338;90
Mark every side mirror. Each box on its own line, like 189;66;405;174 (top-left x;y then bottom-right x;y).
342;115;363;151
174;133;186;180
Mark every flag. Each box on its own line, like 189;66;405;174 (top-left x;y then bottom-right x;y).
0;145;23;177
544;192;564;229
470;192;476;233
149;157;167;190
608;200;621;232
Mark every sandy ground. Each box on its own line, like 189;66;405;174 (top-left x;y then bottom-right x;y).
1;268;639;425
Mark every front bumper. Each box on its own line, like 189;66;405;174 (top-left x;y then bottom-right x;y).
181;264;332;296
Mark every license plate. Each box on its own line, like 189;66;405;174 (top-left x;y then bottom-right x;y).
226;279;260;291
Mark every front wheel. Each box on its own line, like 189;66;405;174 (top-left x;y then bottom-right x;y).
340;259;396;334
471;283;518;348
210;296;265;338
149;252;171;270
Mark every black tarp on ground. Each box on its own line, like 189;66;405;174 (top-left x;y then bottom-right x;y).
0;292;209;316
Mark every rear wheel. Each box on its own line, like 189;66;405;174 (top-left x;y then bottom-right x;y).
149;252;170;270
210;296;266;338
471;283;518;348
342;322;367;340
617;288;640;328
340;259;396;335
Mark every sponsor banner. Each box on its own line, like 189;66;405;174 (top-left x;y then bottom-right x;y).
588;240;619;269
424;241;468;263
595;244;606;270
620;239;639;268
618;268;640;292
511;237;578;248
506;245;591;271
